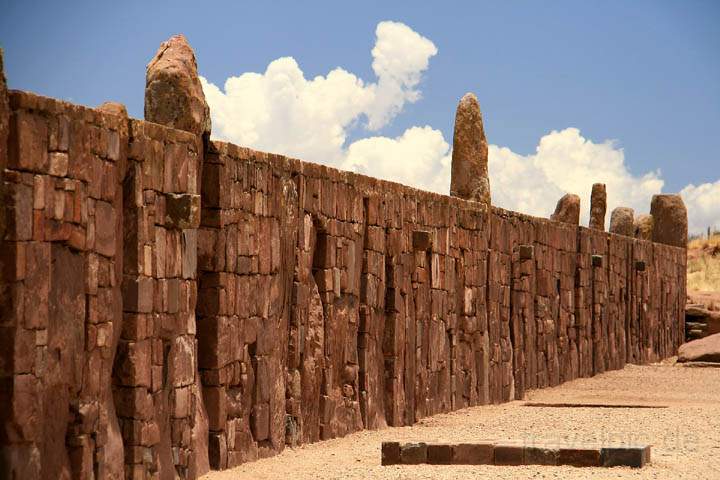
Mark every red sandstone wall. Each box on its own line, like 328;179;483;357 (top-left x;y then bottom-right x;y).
0;91;687;479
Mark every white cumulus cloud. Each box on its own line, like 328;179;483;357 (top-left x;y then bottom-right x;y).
201;20;438;167
681;181;720;234
489;128;665;225
201;20;717;237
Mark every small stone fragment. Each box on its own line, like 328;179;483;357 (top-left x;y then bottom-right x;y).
550;193;580;225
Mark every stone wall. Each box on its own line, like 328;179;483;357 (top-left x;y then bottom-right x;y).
0;90;687;479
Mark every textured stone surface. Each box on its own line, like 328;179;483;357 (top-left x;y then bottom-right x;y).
450;93;490;206
677;334;720;363
650;194;688;248
609;207;634;236
550;194;580;225
589;183;606;230
0;88;686;479
634;214;653;240
145;35;210;137
0;48;9;176
98;101;129;117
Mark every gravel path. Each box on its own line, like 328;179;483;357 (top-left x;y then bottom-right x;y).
203;361;720;480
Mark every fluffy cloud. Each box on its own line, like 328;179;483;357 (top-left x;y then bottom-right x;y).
489;128;665;224
201;20;438;166
681;181;720;234
201;20;716;236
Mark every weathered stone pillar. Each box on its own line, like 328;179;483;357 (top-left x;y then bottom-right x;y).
450;93;490;207
650;194;688;248
145;34;211;138
550;194;580;225
114;34;210;479
634;214;653;240
589;183;607;230
609;207;634;236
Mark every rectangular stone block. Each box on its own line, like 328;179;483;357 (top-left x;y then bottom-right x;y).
494;444;524;465
427;444;453;464
524;446;559;465
400;442;427;464
600;445;650;468
452;443;494;465
559;447;601;467
381;441;400;466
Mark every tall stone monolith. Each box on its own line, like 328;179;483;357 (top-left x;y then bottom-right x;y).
650;194;688;248
142;34;211;478
450;93;490;207
550;193;581;225
634;214;654;240
0;48;8;238
145;34;211;137
609;207;634;236
589;183;607;230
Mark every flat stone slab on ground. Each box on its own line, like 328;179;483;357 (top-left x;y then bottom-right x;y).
381;441;651;468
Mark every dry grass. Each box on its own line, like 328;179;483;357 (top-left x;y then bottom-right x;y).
687;233;720;292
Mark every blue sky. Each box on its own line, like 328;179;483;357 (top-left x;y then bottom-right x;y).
1;1;719;231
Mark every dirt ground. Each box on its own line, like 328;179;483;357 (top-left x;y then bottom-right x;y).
203;361;720;480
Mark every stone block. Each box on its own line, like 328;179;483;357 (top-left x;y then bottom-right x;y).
400;443;427;464
494;444;524;465
600;445;650;468
165;193;201;230
8;111;48;173
427;444;453;464
452;443;494;465
381;441;400;466
559;447;601;467
524;446;559;465
412;230;433;251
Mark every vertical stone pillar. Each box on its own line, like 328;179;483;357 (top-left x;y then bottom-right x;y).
450;93;491;208
589;183;606;230
609;207;634;236
634;214;653;240
550;194;580;225
114;34;210;479
650;194;688;248
0;48;8;239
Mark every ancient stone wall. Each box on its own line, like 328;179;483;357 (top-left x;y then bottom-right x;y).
0;91;687;479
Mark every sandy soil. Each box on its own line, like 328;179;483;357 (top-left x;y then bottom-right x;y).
203;361;720;480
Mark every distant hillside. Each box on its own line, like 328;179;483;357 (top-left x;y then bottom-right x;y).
687;233;720;292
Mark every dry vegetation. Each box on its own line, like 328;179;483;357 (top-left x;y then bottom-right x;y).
687;233;720;292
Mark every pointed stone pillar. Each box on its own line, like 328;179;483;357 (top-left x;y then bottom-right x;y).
450;93;490;207
145;34;211;138
550;193;580;225
589;183;607;230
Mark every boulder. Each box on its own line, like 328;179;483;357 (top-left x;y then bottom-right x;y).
145;34;211;137
609;207;634;236
550;194;580;225
589;183;607;230
677;333;720;363
634;214;653;240
650;194;688;248
450;93;490;207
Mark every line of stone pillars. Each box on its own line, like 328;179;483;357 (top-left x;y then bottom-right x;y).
447;92;688;249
